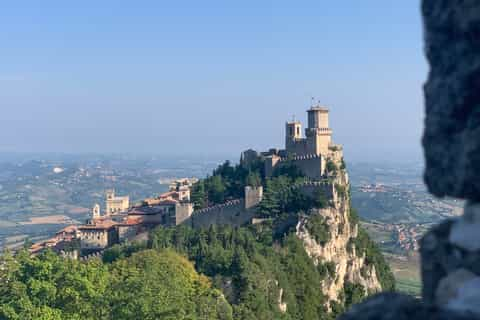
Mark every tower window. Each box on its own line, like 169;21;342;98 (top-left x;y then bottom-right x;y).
289;127;293;136
297;127;300;135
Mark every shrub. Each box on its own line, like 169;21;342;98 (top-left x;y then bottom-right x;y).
335;184;346;198
326;160;338;174
306;214;331;246
344;282;366;308
317;261;336;280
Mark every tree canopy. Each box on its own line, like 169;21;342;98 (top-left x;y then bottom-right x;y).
0;249;232;320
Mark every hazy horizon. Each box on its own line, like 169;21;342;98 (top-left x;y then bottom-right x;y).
1;1;426;163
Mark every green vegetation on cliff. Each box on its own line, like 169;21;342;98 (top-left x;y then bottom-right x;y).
348;206;395;291
191;160;264;209
192;158;395;294
109;223;337;320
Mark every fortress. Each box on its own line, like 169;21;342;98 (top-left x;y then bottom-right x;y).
30;104;344;257
242;104;344;180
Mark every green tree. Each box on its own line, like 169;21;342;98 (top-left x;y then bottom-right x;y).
245;172;261;187
326;160;338;174
208;175;227;204
344;282;365;308
191;180;207;209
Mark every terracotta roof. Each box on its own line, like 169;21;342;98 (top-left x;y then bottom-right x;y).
56;225;78;235
158;191;176;198
78;219;118;230
117;216;143;226
29;237;62;254
128;204;172;216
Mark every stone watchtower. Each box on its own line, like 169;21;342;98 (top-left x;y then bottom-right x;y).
306;106;332;155
284;104;334;157
245;186;263;209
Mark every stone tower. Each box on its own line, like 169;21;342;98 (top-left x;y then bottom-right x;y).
245;186;263;209
285;120;302;148
306;105;332;155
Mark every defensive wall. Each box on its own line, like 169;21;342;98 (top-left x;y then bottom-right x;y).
265;148;343;180
184;200;254;229
183;181;337;229
291;180;337;204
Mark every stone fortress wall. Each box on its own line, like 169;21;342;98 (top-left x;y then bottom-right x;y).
185;180;340;230
187;200;254;229
292;180;337;203
186;186;264;229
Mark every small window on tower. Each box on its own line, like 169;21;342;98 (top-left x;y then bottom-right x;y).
297;127;300;135
289;127;293;136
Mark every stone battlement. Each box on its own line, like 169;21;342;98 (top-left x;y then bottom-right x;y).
278;153;322;162
193;199;243;215
290;180;331;189
187;199;253;229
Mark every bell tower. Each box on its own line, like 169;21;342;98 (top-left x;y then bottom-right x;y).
285;120;303;154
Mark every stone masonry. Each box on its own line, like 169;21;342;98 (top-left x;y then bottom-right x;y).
340;1;480;319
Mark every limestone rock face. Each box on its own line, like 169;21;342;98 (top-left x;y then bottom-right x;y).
296;168;381;305
422;0;480;200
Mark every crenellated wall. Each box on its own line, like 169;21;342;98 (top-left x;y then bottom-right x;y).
184;200;255;229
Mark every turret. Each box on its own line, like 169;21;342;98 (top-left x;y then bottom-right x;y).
307;106;330;129
285;120;303;154
286;121;302;141
245;186;263;209
87;203;101;225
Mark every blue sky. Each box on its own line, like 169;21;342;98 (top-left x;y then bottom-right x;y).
0;1;426;162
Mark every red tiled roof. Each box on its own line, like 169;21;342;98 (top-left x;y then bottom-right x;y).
78;219;118;230
128;204;173;216
56;225;78;235
117;216;143;226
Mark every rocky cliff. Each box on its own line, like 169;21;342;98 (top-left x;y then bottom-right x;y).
296;161;383;307
179;153;393;318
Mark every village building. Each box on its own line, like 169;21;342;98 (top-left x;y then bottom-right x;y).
105;189;129;214
75;183;194;254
